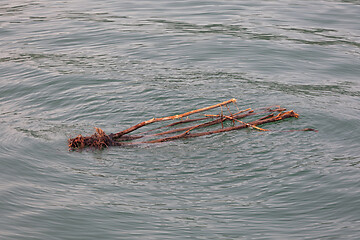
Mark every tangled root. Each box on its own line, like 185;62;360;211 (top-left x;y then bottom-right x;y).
68;128;116;150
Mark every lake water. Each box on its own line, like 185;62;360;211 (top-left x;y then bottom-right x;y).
1;0;359;239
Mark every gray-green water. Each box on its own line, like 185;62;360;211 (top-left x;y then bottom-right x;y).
1;0;360;239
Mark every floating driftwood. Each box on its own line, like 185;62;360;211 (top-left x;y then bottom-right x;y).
68;98;316;150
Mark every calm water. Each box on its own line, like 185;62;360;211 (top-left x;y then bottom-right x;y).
1;0;360;239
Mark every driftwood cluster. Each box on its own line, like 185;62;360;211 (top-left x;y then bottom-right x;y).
68;98;316;150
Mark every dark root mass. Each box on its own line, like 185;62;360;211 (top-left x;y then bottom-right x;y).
68;128;118;150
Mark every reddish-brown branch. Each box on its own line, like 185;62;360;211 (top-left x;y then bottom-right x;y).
68;99;315;150
127;107;283;139
112;98;237;138
141;110;299;143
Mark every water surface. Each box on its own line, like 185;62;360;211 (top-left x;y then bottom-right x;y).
1;0;359;239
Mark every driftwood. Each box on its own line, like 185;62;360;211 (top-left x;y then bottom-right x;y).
68;99;316;150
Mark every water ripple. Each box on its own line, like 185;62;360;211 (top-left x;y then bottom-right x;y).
1;0;360;239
